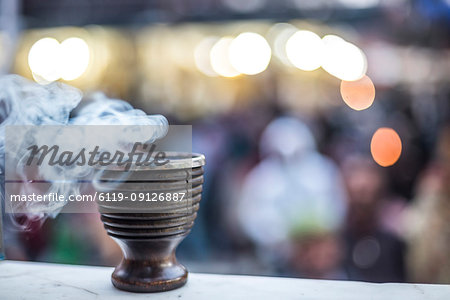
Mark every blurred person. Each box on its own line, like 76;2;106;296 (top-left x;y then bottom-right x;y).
405;125;450;284
289;232;343;279
181;104;275;269
341;156;406;282
236;116;347;279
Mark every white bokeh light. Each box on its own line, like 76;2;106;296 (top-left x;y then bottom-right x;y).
321;35;367;81
210;37;240;78
59;37;90;81
28;37;61;82
268;23;298;66
194;37;219;77
28;37;90;83
286;30;324;71
228;32;271;75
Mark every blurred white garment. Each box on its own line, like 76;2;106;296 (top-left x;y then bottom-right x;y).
238;117;347;248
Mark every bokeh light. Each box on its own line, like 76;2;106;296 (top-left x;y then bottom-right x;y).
194;37;219;77
228;32;271;75
321;35;367;81
28;37;90;83
210;37;240;78
268;23;298;66
58;37;90;81
340;75;375;110
370;128;402;167
286;30;324;71
352;237;381;268
28;37;61;82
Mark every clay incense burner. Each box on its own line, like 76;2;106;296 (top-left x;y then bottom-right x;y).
95;152;205;292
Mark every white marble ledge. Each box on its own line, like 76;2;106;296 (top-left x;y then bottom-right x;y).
0;260;449;300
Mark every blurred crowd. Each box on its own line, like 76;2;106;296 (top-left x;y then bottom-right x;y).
5;92;450;284
2;0;450;285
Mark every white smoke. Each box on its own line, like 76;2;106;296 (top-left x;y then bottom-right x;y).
0;75;168;225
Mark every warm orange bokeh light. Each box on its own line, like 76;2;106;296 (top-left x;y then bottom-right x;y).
340;75;375;111
370;128;402;167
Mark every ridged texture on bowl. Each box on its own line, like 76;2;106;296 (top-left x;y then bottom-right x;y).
96;156;204;293
97;166;203;237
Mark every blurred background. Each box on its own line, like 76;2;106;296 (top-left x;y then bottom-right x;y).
1;0;450;284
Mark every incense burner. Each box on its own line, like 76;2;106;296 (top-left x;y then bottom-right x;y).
95;153;205;292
